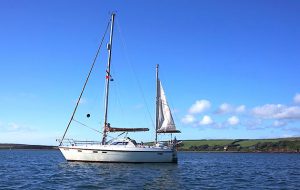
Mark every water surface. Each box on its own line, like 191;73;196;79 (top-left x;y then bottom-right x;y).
0;150;299;189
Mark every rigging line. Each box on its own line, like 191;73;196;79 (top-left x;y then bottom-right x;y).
73;119;115;139
116;19;155;130
73;119;103;134
107;132;126;143
59;20;111;146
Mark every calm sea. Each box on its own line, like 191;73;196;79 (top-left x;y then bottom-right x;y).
0;150;299;189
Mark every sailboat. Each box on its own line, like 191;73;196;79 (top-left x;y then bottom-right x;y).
58;13;180;163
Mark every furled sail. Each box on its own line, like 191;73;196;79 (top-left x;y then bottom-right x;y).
107;127;149;132
105;123;149;132
157;81;181;133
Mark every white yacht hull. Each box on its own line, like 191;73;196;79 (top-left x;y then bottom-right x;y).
59;145;178;163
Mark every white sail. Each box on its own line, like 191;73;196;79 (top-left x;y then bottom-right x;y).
157;80;179;133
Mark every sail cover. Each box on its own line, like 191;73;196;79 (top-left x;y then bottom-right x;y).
107;127;149;132
157;81;180;133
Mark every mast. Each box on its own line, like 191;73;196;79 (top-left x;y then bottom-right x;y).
102;13;115;145
155;64;159;144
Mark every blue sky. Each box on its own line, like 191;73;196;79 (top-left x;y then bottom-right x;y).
0;0;300;145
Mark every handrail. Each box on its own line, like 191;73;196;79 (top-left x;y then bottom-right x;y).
57;139;102;146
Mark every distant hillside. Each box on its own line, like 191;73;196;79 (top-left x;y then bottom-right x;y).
0;144;57;150
178;137;300;152
1;137;300;152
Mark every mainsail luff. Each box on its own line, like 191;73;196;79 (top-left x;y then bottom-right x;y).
155;65;159;143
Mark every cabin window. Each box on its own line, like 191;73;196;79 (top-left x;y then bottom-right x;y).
93;151;98;153
102;151;107;154
78;150;82;152
111;142;128;145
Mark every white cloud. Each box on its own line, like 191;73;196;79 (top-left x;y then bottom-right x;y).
274;106;300;119
272;120;287;127
217;103;232;114
212;122;226;129
252;104;300;119
8;123;21;131
281;134;297;138
236;105;246;113
285;127;300;132
199;115;214;125
227;116;239;125
243;119;264;130
252;104;282;118
181;114;196;124
181;94;300;132
294;93;300;104
188;100;211;114
216;103;246;114
0;122;33;132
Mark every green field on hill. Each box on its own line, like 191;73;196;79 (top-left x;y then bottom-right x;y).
179;137;300;152
180;140;234;148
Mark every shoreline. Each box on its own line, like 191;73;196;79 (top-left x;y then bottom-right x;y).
0;147;298;153
0;149;299;153
1;137;299;153
0;144;58;150
179;150;300;153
